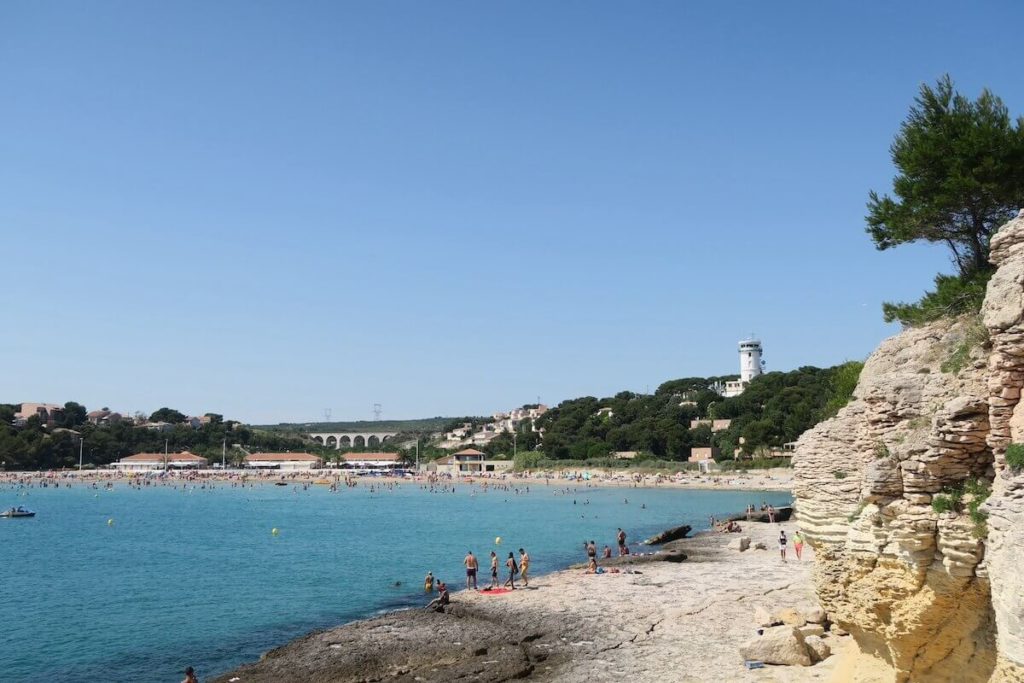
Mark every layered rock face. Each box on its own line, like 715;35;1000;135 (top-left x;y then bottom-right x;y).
982;211;1024;682
794;211;1024;682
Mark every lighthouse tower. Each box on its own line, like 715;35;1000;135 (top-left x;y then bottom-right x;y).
739;337;763;383
721;337;764;397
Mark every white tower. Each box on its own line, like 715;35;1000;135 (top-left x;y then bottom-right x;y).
739;337;763;383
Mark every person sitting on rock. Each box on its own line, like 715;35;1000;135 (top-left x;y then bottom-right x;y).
425;582;450;611
602;545;612;558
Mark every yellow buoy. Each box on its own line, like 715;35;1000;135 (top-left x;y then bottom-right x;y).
272;528;280;536
495;536;501;545
107;519;114;526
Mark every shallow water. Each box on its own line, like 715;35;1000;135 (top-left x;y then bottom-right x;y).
1;480;790;682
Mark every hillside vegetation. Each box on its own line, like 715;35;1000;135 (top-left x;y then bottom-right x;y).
534;363;863;462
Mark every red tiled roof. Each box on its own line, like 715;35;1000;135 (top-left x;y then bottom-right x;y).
245;453;322;462
341;452;400;462
453;448;485;456
119;451;207;462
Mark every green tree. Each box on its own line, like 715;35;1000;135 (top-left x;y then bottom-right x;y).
867;75;1024;324
150;407;187;423
60;402;88;428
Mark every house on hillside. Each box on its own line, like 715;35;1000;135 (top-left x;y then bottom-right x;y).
687;447;721;463
14;403;64;427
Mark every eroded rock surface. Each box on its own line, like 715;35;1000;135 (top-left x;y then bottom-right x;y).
793;210;1024;682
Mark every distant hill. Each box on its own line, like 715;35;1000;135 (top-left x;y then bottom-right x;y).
256;417;474;433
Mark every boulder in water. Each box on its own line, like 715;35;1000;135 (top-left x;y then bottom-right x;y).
643;524;692;545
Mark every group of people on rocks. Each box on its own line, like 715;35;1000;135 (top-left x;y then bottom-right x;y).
583;528;630;574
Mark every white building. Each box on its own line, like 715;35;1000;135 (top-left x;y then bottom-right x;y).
721;338;763;398
340;452;402;471
245;452;323;471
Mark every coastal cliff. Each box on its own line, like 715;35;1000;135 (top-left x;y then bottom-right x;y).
793;210;1024;682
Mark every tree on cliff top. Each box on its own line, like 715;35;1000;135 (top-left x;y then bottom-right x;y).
867;75;1024;325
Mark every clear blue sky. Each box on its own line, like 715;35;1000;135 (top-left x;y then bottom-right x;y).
3;1;1022;424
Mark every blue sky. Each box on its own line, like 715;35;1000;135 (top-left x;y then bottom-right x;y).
2;1;1022;424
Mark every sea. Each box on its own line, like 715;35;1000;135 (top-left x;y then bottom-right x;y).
1;479;792;682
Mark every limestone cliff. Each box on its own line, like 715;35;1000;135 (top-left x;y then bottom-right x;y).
793;210;1024;683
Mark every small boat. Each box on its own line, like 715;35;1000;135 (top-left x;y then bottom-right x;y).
1;506;36;518
274;481;288;487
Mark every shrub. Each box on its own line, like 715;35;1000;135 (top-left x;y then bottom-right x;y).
824;361;865;417
883;271;991;327
964;477;991;538
874;442;890;459
940;318;990;374
833;470;847;479
931;493;957;514
1006;443;1024;472
930;478;991;537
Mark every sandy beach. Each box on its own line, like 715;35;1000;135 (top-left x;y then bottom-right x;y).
0;467;794;493
212;519;846;683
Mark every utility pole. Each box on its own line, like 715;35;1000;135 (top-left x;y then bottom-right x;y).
78;437;84;471
222;438;226;469
415;436;420;472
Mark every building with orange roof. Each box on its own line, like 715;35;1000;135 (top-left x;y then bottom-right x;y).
114;451;209;471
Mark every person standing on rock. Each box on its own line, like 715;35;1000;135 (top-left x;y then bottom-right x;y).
616;527;627;555
464;551;479;590
518;548;530;587
793;531;804;560
489;551;499;588
778;530;787;562
504;551;518;589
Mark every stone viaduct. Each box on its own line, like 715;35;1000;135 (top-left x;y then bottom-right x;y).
308;432;399;450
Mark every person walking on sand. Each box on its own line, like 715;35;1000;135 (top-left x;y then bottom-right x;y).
518;548;530;587
616;527;627;555
793;531;804;560
504;551;518;589
464;551;478;590
779;530;788;562
489;550;499;588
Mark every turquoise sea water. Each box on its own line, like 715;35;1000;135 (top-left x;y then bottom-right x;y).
2;480;791;682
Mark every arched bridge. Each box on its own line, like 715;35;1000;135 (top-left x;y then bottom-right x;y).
308;431;399;450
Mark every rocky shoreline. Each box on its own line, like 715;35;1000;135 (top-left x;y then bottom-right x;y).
212;519;846;683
